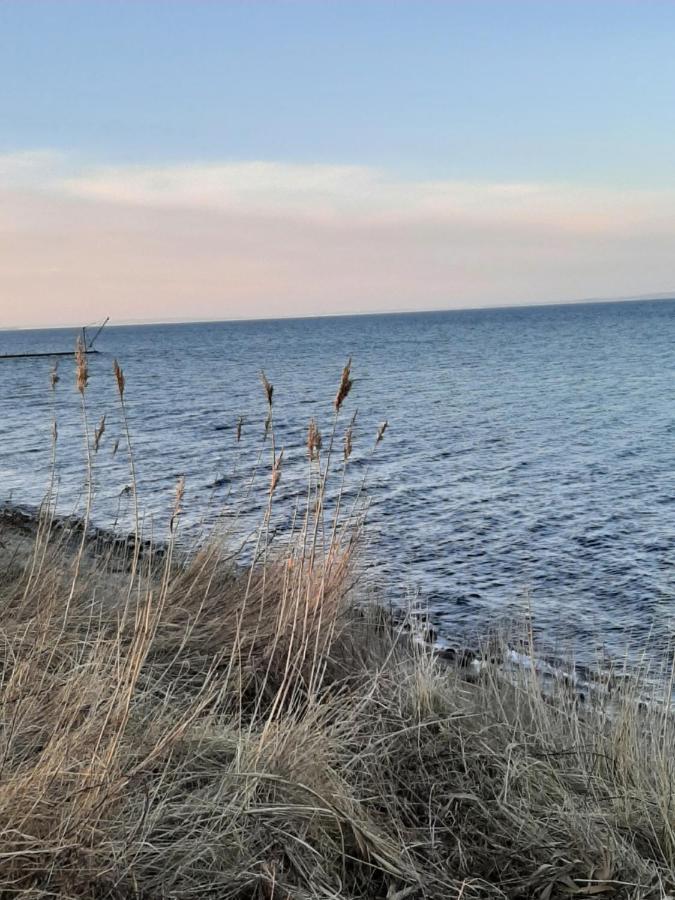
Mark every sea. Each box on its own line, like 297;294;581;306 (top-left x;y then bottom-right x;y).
2;299;675;664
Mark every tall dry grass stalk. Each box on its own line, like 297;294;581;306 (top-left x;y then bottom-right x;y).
2;356;675;899
61;336;95;616
112;357;142;606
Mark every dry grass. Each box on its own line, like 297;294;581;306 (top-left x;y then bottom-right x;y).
0;356;675;899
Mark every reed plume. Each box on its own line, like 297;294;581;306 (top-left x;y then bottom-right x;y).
50;362;59;391
170;475;186;530
113;359;125;399
375;420;388;446
334;357;353;412
270;448;284;495
93;415;106;453
308;418;322;460
75;337;88;394
344;410;357;461
261;370;274;407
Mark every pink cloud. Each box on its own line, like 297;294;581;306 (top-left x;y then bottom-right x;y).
0;154;674;328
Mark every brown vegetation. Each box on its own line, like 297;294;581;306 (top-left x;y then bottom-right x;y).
0;356;674;899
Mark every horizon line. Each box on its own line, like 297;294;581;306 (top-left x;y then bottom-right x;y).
2;292;675;333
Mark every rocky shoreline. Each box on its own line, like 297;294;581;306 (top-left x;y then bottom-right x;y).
0;501;169;573
0;501;653;712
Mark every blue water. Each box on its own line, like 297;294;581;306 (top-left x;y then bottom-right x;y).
2;299;675;660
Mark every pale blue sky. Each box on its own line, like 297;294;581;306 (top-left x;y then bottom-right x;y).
2;0;674;184
1;1;674;327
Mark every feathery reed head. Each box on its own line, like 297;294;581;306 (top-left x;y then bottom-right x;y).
113;359;125;399
75;337;88;394
307;418;322;460
261;371;274;407
375;420;388;446
344;410;357;461
49;363;59;391
270;449;284;495
170;475;186;530
112;438;120;457
93;415;106;453
334;357;353;413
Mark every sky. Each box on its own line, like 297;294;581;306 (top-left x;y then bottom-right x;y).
1;0;675;329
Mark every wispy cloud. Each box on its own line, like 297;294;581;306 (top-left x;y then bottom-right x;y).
53;158;675;235
0;151;674;328
0;149;67;185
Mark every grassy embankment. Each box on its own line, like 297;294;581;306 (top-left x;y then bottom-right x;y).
1;344;675;899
